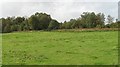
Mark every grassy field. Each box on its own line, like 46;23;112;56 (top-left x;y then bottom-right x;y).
2;31;118;65
0;34;2;66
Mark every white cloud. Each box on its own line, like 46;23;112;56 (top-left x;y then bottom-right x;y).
0;0;119;22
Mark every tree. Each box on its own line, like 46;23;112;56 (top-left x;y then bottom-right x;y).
0;19;2;33
81;12;97;28
71;19;79;28
34;12;52;30
22;19;30;31
14;17;25;25
107;15;114;24
61;20;73;29
28;12;52;30
89;12;96;28
11;25;18;31
81;12;89;28
4;24;11;33
48;19;59;30
2;17;13;33
0;11;116;33
61;21;67;29
96;13;105;28
28;15;39;30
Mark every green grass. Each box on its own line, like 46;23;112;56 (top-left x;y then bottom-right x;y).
2;31;118;65
0;34;2;66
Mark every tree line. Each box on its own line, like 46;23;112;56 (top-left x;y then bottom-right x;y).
0;12;119;33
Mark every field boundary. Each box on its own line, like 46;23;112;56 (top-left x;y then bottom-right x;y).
1;65;119;67
4;28;118;34
52;28;118;32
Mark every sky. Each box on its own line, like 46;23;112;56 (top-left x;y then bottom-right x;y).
0;0;119;22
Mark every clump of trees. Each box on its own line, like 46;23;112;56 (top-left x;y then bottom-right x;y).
0;12;119;33
60;12;119;29
1;12;59;33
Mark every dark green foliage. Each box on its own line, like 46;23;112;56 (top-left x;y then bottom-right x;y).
1;12;53;33
0;25;1;33
71;19;82;28
105;22;119;28
1;12;118;33
28;12;52;30
11;25;18;31
2;17;13;33
14;17;25;25
61;20;73;29
48;19;59;30
109;23;118;28
4;24;11;33
28;15;39;30
61;12;105;29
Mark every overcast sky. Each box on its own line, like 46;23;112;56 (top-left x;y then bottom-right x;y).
0;0;119;22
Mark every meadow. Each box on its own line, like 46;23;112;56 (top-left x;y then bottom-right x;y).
2;31;118;65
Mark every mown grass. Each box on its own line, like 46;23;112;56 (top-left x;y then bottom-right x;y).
2;31;118;65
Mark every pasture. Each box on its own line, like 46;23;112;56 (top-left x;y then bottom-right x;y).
2;31;118;65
